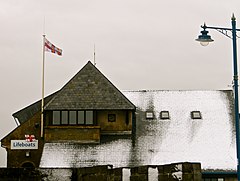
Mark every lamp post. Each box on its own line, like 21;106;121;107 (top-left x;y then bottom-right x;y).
196;14;240;180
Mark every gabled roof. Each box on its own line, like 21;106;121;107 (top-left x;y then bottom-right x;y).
12;61;135;124
44;61;135;110
40;90;236;172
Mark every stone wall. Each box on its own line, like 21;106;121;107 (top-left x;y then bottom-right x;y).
0;162;202;181
129;163;201;181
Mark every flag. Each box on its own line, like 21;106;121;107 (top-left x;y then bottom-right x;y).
44;38;62;56
25;135;36;142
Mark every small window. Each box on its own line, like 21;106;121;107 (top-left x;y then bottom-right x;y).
78;111;85;124
61;111;68;124
160;111;170;119
86;111;93;125
146;111;154;119
191;111;202;119
108;114;116;122
53;111;60;125
69;111;77;125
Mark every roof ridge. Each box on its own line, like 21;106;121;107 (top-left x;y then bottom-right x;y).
44;61;135;110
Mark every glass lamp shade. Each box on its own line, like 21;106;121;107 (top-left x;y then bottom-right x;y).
200;41;210;46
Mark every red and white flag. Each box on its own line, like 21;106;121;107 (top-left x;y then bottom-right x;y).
44;38;62;56
25;135;36;142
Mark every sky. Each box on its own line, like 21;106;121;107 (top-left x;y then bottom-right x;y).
1;0;240;167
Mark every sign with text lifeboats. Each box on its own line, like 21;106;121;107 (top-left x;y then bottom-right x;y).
11;140;38;150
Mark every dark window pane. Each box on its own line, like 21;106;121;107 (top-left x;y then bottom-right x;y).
53;111;60;125
86;111;93;124
78;111;84;124
69;111;77;125
62;111;68;124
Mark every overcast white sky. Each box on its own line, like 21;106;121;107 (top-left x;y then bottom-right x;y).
1;0;240;167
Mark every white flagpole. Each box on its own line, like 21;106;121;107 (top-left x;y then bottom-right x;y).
41;34;46;138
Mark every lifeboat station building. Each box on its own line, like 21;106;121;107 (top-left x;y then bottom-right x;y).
1;61;238;180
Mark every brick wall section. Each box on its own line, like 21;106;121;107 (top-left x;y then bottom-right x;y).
130;163;202;181
157;162;202;181
44;126;100;143
72;165;122;181
98;110;132;133
130;166;148;181
0;163;204;181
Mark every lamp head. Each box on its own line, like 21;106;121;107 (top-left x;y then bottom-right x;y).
196;24;214;46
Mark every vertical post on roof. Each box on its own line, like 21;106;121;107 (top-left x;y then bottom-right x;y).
94;44;96;66
41;34;46;138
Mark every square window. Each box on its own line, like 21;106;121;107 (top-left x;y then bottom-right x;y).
146;111;154;119
160;111;170;119
108;114;116;122
191;111;202;119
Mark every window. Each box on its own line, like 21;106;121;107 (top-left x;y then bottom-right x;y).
202;178;224;181
69;111;77;125
146;111;154;119
52;110;94;125
191;111;202;119
160;111;170;119
86;111;93;124
53;111;60;125
108;114;116;122
62;111;68;124
78;111;85;124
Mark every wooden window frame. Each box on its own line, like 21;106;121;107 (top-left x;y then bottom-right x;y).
51;110;95;125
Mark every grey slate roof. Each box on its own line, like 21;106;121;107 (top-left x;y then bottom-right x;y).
12;61;135;124
44;61;135;110
40;90;236;172
12;92;58;124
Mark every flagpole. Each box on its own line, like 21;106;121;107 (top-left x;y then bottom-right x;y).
41;34;46;138
94;44;96;66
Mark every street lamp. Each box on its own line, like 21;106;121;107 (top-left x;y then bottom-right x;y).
196;14;240;180
196;23;214;46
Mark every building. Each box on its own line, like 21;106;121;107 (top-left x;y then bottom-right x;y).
1;61;238;180
1;61;136;168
